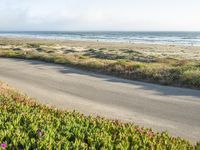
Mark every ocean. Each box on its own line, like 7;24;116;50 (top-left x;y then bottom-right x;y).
0;31;200;46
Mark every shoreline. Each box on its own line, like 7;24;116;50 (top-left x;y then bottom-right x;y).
1;35;200;47
1;36;200;47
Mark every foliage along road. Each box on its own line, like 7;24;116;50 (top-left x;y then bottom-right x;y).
0;58;200;142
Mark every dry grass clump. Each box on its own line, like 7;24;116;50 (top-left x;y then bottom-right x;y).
0;48;200;89
0;39;200;89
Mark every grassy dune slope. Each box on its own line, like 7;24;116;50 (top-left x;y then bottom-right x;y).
0;39;200;89
0;81;199;149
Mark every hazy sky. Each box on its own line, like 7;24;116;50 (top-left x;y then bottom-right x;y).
0;0;200;31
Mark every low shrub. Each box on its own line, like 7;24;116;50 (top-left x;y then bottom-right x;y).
36;48;43;52
27;43;41;49
181;69;200;87
0;49;200;89
12;48;21;51
0;82;198;150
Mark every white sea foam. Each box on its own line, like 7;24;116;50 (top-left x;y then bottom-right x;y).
0;31;200;46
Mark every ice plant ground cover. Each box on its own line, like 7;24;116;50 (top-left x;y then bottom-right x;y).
0;81;199;150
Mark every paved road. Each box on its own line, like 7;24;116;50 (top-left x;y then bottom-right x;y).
0;58;200;142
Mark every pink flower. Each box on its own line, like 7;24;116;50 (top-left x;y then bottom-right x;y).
37;129;43;137
1;143;7;149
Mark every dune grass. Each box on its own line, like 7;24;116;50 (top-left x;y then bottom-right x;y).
0;81;199;149
0;47;200;89
0;38;200;89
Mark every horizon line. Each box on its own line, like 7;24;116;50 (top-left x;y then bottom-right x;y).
0;30;200;32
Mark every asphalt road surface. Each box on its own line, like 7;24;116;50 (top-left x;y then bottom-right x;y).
0;58;200;142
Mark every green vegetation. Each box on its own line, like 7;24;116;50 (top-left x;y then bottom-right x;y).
27;43;41;49
0;38;200;89
0;82;199;149
0;47;200;89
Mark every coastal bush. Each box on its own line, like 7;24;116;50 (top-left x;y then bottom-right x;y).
12;48;21;51
36;48;43;52
0;82;198;150
122;49;142;55
0;49;199;89
196;142;200;150
27;43;41;48
181;69;200;87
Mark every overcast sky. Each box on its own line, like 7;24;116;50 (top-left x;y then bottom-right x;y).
0;0;200;31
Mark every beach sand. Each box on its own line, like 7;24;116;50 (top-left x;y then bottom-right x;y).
0;37;200;60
